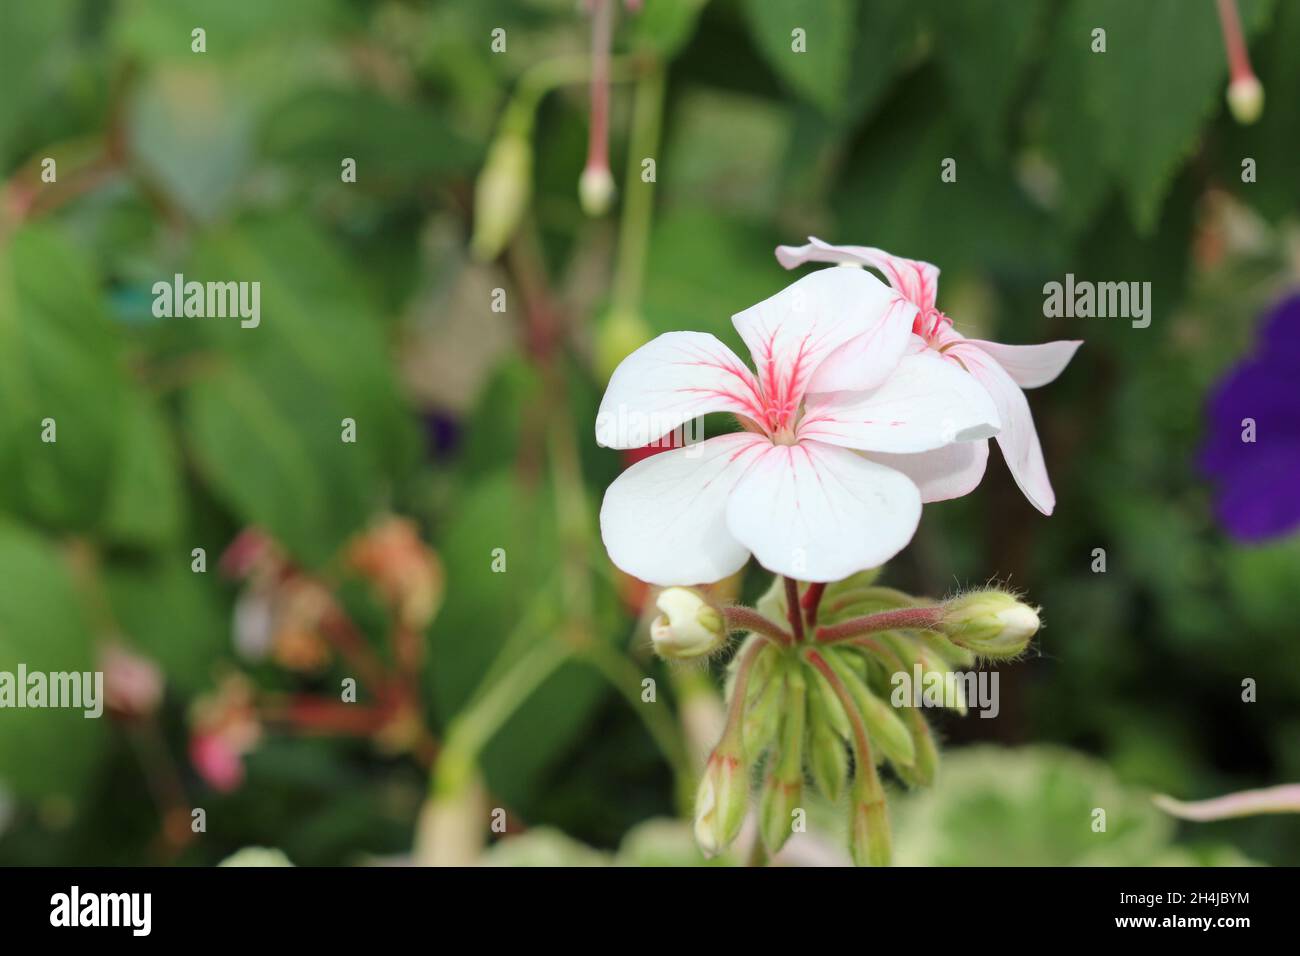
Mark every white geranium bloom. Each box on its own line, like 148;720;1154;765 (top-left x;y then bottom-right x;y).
777;238;1081;514
595;267;999;585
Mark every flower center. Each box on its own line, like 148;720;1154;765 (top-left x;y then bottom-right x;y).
771;424;798;446
914;307;953;346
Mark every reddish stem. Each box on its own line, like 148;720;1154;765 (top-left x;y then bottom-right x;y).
1216;0;1256;83
814;606;944;644
784;576;805;643
801;582;826;629
723;605;791;645
585;0;613;176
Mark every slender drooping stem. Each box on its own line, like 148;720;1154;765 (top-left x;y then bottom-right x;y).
814;606;944;644
723;605;792;646
784;576;805;643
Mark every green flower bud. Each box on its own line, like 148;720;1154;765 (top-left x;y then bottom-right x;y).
893;708;939;789
470;132;532;261
743;660;786;761
805;688;849;802
920;629;976;669
848;765;892;867
823;650;914;770
758;666;806;853
883;633;967;716
804;658;851;739
650;587;725;660
941;590;1040;659
693;743;748;858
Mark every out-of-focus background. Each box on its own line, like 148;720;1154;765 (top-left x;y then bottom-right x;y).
1;0;1298;866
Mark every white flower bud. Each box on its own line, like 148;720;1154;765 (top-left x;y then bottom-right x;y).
650;587;725;660
1227;75;1264;125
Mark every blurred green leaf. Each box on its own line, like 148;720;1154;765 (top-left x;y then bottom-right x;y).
928;0;1049;160
111;0;347;61
0;226;130;530
740;0;856;115
630;0;709;59
261;88;479;189
128;67;255;223
99;388;184;549
0;0;77;169
1047;0;1274;233
428;470;608;808
181;216;419;565
0;520;105;799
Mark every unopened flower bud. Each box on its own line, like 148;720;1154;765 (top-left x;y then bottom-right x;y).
1227;74;1264;125
893;709;939;789
693;742;748;857
823;649;914;770
748;660;785;759
470;132;532;261
758;666;805;853
848;767;892;867
650;587;725;659
579;163;616;216
941;590;1039;659
806;691;849;802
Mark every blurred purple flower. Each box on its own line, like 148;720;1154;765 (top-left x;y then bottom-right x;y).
1199;293;1300;541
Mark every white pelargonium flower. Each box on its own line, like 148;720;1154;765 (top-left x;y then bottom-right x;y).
776;238;1082;514
596;267;1000;586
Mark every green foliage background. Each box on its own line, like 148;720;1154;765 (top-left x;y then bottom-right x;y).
0;0;1298;865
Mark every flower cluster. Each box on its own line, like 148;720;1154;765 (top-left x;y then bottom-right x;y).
595;240;1074;864
680;576;1039;865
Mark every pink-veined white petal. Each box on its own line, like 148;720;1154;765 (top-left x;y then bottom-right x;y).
731;266;903;427
775;236;940;311
805;294;916;394
860;440;990;503
965;339;1083;389
599;433;768;585
724;440;922;582
595;331;764;449
797;351;1000;454
949;343;1056;514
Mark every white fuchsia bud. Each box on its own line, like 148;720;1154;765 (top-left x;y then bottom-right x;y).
650;587;725;660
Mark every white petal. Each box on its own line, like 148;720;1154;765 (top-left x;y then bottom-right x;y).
806;294;916;394
595;331;764;449
776;236;940;311
862;440;989;503
798;351;1000;454
599;433;768;585
949;344;1056;514
725;440;922;582
731;266;905;421
965;339;1082;389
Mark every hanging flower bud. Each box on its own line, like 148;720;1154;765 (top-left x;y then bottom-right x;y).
742;665;785;760
650;587;725;659
1215;0;1264;124
848;762;892;867
693;739;749;857
941;590;1040;659
579;164;616;217
893;709;939;789
470;131;532;261
758;666;805;853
